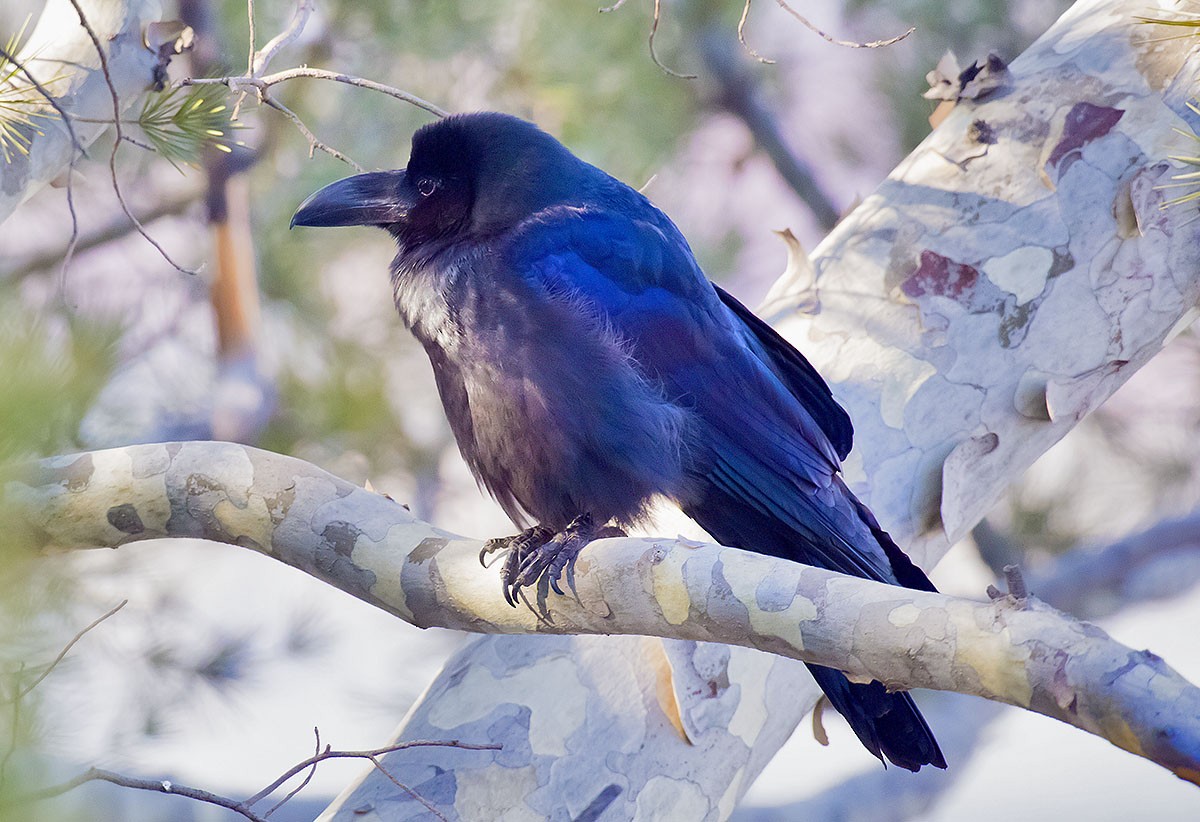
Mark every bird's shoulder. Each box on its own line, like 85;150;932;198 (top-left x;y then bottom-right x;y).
496;204;715;308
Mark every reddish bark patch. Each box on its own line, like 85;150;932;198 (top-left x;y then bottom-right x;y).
1047;102;1125;171
902;250;1001;310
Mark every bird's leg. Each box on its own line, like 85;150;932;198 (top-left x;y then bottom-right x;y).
497;514;626;615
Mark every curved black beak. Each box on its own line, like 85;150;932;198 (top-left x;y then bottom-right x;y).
291;170;415;228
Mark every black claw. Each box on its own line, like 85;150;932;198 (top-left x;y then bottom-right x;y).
486;515;612;616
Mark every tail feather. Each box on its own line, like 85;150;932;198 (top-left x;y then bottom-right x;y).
685;482;947;771
807;664;946;771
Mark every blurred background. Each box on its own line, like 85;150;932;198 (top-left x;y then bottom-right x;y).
3;0;1200;819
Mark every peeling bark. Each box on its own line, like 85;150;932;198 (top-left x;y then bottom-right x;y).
760;0;1200;566
6;441;1200;797
0;0;165;224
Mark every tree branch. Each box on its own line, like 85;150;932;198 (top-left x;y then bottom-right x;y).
6;441;1200;783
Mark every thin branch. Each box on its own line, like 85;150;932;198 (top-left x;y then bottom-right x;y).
10;768;270;821
5;600;127;704
648;0;696;79
261;95;364;171
181;67;448;119
241;738;499;810
598;0;628;12
65;0;197;276
773;0;914;49
251;0;314;76
0;45;87;158
4;737;499;818
364;755;448;821
699;28;841;230
0;42;86;295
737;0;775;64
246;0;257;76
5;186;202;280
264;727;321;818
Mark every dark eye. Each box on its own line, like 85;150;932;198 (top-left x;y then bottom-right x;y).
416;177;439;197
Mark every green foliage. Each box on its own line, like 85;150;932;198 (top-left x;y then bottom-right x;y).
0;300;117;463
136;85;240;171
0;18;60;164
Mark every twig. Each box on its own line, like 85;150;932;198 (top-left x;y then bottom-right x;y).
5;187;201;281
174;0;441;162
264;727;321;817
9;768;270;821
5;600;128;704
261;95;364;171
737;0;775;64
648;0;696;79
251;0;314;76
598;0;628;12
364;755;448;821
5;737;499;819
65;0;198;276
246;0;257;75
241;738;500;809
773;0;914;49
0;43;86;295
181;67;448;119
698;28;841;231
0;45;87;158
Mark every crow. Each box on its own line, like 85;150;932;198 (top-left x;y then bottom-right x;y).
292;111;945;771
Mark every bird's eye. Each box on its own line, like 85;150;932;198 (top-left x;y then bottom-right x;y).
416;177;439;197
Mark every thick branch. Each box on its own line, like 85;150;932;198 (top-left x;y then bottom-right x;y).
7;441;1199;784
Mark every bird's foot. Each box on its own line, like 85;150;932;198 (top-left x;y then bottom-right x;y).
482;515;625;617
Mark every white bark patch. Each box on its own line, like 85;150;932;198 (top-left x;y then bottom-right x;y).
426;656;586;758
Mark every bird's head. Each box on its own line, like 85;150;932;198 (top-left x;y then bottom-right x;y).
291;112;593;250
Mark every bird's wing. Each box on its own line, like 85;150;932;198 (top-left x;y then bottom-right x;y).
502;207;894;580
711;285;853;461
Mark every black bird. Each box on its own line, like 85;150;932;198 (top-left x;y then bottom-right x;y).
292;112;946;771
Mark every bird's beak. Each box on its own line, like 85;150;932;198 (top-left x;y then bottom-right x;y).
290;170;415;228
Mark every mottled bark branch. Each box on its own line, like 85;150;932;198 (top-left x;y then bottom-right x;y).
6;441;1199;786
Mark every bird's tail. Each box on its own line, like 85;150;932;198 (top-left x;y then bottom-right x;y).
684;480;946;770
806;663;946;771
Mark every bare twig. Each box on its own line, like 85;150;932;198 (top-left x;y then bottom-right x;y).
10;768;271;821
5;600;128;704
182;67;448;119
6;186;201;281
1;601;126;786
598;0;629;12
241;738;500;809
0;42;86;293
173;0;441;164
737;0;775;64
251;0;314;76
246;0;257;75
773;0;914;49
263;727;321;817
261;95;364;171
5;737;499;819
648;0;696;79
65;0;197;276
698;28;841;230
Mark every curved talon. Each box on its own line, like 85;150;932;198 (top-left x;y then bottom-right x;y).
488;515;614;617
